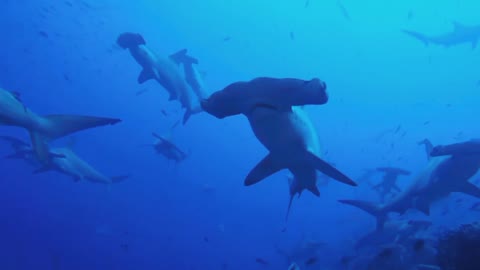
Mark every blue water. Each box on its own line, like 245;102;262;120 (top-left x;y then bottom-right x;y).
1;0;480;269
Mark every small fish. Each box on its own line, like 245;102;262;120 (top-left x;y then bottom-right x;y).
64;1;73;7
255;258;269;265
304;0;310;8
203;236;209;242
337;0;351;21
423;121;430;125
407;10;414;20
63;73;71;82
290;31;295;40
394;125;401;134
305;256;318;265
223;36;231;42
135;88;148;96
160;109;168;116
38;31;49;38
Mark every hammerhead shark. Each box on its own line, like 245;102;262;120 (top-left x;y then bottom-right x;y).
117;33;202;124
0;88;120;163
169;49;211;100
339;139;480;230
202;77;356;219
1;136;128;184
402;22;480;49
373;167;411;203
151;132;188;163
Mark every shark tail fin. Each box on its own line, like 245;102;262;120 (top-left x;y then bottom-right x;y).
338;199;386;230
117;32;146;49
30;115;120;162
402;29;430;46
111;174;130;183
169;49;199;65
305;151;357;186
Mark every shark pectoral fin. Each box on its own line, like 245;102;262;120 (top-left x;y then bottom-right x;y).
285;193;295;221
138;68;156;84
111;174;130;183
42;115;121;140
457;182;480;198
245;153;283;186
308;185;320;196
182;110;192;125
305;152;357;186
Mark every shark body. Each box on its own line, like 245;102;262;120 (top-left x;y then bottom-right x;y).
117;33;201;124
0;88;120;162
403;22;480;49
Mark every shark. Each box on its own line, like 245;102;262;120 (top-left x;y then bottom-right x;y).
117;32;202;124
201;77;357;219
402;22;480;49
0;88;121;163
169;49;211;100
201;77;329;119
339;139;480;230
1;136;128;184
34;147;129;184
372;167;411;203
151;132;188;163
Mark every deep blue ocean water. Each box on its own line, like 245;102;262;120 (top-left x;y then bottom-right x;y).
1;0;480;269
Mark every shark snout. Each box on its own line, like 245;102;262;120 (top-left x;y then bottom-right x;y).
308;78;328;104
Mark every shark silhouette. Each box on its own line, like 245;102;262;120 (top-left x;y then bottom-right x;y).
403;22;480;49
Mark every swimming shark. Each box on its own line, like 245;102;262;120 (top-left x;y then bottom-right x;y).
34;147;129;184
151;132;188;163
201;77;329;119
1;136;128;184
372;167;411;203
339;139;480;230
402;22;480;49
117;33;201;124
169;49;211;100
202;77;357;219
0;88;121;163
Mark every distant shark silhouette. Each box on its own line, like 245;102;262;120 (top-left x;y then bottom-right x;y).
0;88;121;163
373;167;411;203
1;136;128;184
403;22;480;49
202;77;356;219
339;139;480;230
117;33;202;124
151;132;188;163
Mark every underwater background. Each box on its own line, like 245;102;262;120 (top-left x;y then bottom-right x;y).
1;0;480;269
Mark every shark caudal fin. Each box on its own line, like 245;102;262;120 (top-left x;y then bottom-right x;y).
169;49;199;65
117;32;146;49
338;199;386;230
402;30;431;46
305;152;357;186
245;153;284;186
30;115;120;162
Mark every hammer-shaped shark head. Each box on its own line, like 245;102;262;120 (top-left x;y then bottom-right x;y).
201;77;328;119
117;32;146;50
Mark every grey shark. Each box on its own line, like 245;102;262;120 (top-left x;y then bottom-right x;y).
403;22;480;49
339;139;480;230
0;88;121;162
151;132;188;163
202;77;356;219
373;167;411;203
117;33;202;124
169;49;211;100
201;77;329;119
34;147;129;184
1;136;128;184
